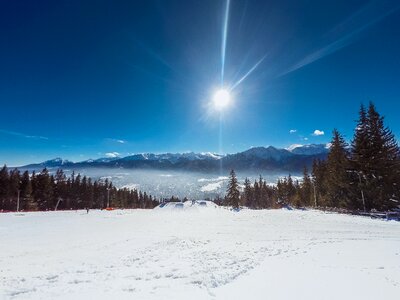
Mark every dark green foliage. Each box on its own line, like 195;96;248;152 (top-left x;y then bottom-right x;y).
226;170;240;209
233;102;399;212
20;170;36;210
308;103;400;212
243;177;253;207
0;165;9;209
325;129;352;208
276;175;297;206
300;167;313;207
350;103;400;210
0;168;158;211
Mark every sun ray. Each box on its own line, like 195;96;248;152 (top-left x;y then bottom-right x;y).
231;53;268;90
221;0;231;85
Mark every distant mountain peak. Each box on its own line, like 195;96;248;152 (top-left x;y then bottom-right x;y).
19;144;330;172
287;143;330;155
286;144;303;151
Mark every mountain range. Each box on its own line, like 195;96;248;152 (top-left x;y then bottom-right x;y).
19;144;330;173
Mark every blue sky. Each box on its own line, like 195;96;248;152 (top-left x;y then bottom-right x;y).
1;0;400;166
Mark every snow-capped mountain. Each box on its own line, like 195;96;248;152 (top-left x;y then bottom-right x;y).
120;152;223;163
19;145;328;172
286;144;330;156
23;158;72;168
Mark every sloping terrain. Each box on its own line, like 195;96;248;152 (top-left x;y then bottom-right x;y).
1;208;399;299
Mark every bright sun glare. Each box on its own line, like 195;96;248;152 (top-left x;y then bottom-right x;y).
213;89;231;110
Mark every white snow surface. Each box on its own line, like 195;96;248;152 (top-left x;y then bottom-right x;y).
154;200;219;211
1;209;399;299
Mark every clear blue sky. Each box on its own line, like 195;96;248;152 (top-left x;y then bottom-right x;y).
1;0;400;166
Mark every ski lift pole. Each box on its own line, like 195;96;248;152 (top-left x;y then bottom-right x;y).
358;172;366;212
55;197;62;211
17;189;20;212
107;188;110;208
313;182;317;207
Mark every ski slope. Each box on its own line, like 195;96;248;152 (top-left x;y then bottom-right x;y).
0;208;399;299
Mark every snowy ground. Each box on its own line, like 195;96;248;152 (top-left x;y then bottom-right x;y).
1;208;399;299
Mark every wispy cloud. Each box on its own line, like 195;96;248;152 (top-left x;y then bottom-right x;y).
280;1;400;77
289;129;297;134
105;152;120;158
312;130;325;136
0;129;48;140
105;138;127;144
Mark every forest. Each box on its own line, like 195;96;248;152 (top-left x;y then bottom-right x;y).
224;103;400;212
0;168;158;211
1;103;399;213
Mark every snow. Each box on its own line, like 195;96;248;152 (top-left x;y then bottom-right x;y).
1;209;399;299
120;152;223;163
198;176;228;183
286;143;331;155
286;143;303;151
155;200;219;211
200;181;224;192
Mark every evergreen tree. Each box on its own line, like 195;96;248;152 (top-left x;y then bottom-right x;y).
54;169;67;209
326;129;351;208
8;168;21;211
20;170;36;211
366;103;400;209
287;175;296;205
35;168;54;210
226;170;240;209
243;177;253;208
0;165;9;210
258;175;266;208
312;159;328;207
351;103;400;210
300;167;312;207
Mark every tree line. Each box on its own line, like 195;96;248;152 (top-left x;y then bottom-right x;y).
225;103;400;212
0;168;158;211
1;103;398;213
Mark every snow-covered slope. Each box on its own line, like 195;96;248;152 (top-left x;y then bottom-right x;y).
1;209;399;299
154;200;219;211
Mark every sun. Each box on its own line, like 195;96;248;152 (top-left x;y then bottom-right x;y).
213;89;231;110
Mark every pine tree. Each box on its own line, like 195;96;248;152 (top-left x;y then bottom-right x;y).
226;170;240;209
367;103;400;209
262;180;272;208
20;170;37;211
54;169;67;210
351;103;400;210
300;167;312;207
312;159;328;207
287;175;296;205
258;175;266;208
243;178;253;208
325;129;351;208
253;179;260;208
8;169;21;211
0;165;9;210
352;104;369;173
35;168;54;210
